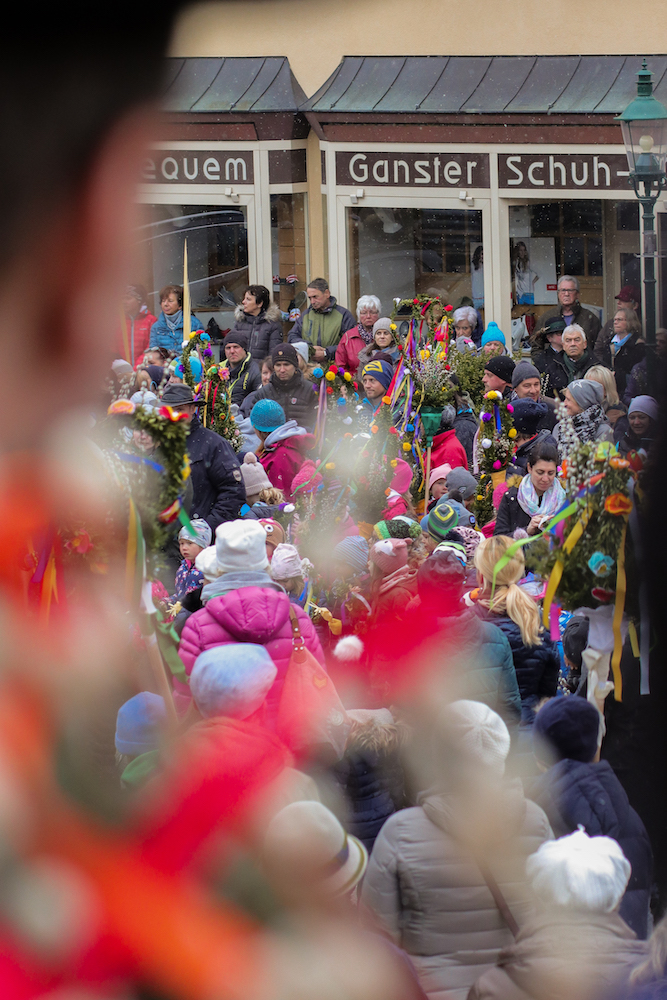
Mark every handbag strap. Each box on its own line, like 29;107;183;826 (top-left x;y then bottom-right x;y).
288;604;305;650
478;863;520;939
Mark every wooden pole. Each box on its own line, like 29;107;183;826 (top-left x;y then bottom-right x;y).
424;443;432;511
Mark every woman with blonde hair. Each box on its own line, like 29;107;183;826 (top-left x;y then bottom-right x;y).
473;536;559;724
585;364;629;438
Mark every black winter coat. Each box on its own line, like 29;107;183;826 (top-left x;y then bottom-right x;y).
494;486;531;536
594;329;646;398
186;417;246;532
540;302;602;350
474;605;560;724
229;304;284;362
505;429;557;480
453;410;478;467
533;347;570;398
222;355;262;406
242;370;318;430
529;758;653;939
332;734;407;852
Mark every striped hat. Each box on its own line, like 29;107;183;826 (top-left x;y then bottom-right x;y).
332;536;369;576
433;539;467;567
427;501;460;542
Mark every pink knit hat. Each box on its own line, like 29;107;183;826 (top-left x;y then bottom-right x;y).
429;463;452;489
370;538;409;575
390;459;413;495
291;460;323;496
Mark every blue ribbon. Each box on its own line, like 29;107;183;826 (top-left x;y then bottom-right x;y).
114;451;165;475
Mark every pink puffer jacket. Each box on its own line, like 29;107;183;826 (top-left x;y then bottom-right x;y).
178;586;325;721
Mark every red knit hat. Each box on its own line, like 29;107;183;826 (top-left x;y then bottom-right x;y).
370;538;409;575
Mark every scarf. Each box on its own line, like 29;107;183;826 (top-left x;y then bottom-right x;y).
201;570;284;603
572;403;607;443
561;348;591;379
357;322;375;345
517;474;566;519
164;309;183;333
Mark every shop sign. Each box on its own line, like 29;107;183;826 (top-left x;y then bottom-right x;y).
336;151;490;188
142;150;254;185
499;153;630;191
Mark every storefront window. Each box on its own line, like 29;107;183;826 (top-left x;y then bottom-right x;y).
271;193;308;315
135;204;249;330
347;207;483;316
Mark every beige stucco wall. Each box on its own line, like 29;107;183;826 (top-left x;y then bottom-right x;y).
172;0;667;98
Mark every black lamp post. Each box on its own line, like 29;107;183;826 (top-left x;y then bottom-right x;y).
616;60;667;396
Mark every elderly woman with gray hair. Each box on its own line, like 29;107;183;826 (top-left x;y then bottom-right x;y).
334;294;382;375
554;379;614;449
454;305;480;350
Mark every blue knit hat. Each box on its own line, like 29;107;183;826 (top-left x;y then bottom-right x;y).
250;398;286;432
481;322;506;348
190;644;278;720
533;697;599;764
362;359;393;393
115;692;167;757
332;536;369;575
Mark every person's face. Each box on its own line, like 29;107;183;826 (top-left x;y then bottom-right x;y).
563;389;582;416
606;405;624;427
482;370;507;393
362;374;385;400
242;291;262;316
374;328;393;348
122;292;141;318
359;306;379;329
261;363;272;384
455;321;473;338
333;560;358;581
170;403;196;423
307;286;330;311
515;377;541;401
274;360;295;381
529;460;557;495
225;342;246;365
629;411;651;436
613;311;628;335
161;292;180;315
546;331;563;351
657;332;667;357
143;349;163;367
516;243;528;261
562;331;586;359
482;342;502;356
431;478;448;500
558;281;578;309
132;428;155;453
179;538;203;563
617;298;638;313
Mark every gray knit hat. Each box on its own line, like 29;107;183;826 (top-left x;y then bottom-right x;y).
241;452;272;500
512;361;541;389
568;379;604;410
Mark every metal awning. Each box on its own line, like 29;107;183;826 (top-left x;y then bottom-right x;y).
302;55;667;114
163;57;306;112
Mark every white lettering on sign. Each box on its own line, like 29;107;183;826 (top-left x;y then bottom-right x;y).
394;160;409;183
549;157;566;186
183;157;199;180
349;153;369;182
444;160;462;184
336;151;490;188
593;156;610;186
142;151;254;185
223;158;245;181
527;161;544;186
466;161;478;184
142;158;157;181
414;160;431;183
571;161;589;186
161;157;179;181
500;153;631;190
372;159;389;183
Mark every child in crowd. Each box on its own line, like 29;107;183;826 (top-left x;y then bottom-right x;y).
382;459;416;519
269;542;313;606
240;452;291;520
172;518;212;602
426;464;452;510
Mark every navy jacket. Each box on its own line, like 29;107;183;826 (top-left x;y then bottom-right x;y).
332;741;406;852
186;417;246;532
241;370;318;430
529;757;653;939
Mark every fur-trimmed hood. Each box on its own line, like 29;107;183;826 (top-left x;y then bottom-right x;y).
234;302;283;324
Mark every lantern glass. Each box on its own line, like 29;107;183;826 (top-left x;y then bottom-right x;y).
620;117;667;177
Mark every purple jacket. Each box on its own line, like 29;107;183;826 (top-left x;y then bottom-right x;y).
178;587;324;719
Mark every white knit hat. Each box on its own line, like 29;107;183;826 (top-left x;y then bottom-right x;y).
269;543;312;582
264;801;368;896
196;519;269;579
440;700;511;775
526;829;631;912
241;452;272;501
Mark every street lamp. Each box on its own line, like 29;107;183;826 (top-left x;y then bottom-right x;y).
616;60;667;394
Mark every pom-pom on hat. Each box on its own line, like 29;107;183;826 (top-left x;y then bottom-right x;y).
390;458;413;494
362;359;393;392
370;537;409;575
628;395;658;422
511;398;549;435
332;536;369;576
250;398;286;432
481;322;506;348
427;501;460;542
374;516;421;541
438;700;511;775
272;343;299;367
512;361;541;389
568;379;604;410
429;463;453;489
483;355;516;384
290;459;323;496
190;644;277;720
178;517;212;549
115;692;167;757
533;696;599;765
241;452;272;500
526;829;631;913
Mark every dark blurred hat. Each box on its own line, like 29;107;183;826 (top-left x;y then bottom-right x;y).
615;285;640;304
224;331;249;351
511;398;549;435
484;355;515;384
161;383;202;407
272;343;299;366
533;696;599;764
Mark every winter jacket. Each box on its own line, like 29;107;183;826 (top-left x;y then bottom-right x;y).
150;310;203;353
623;357;667;405
468;910;647;1000
220;354;262;406
335;325;372;375
505;430;557;480
362;779;552;1000
289;296;356;359
259;421;316;499
431;429;469;471
540;302;602;351
117;309;157;367
594;329;645;398
186;417;246;533
560;347;595;382
172;558;204;602
473;607;560;724
370;566;419;623
242;370;318;430
528;758;652;939
532;348;570;399
178;586;324;721
229;304;284;362
493;488;531;537
619;425;655;458
454;411;479;468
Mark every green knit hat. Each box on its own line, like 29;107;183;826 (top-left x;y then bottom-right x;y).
373;516;422;541
427;501;460;542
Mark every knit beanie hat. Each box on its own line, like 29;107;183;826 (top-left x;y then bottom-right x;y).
445;467;477;499
270;543;311;582
628;395;658;421
332;536;369;575
429;463;453;489
562;615;590;669
178;517;212;549
439;700;511;775
175;354;203;381
483;355;515;384
292;341;309;365
259;518;285;555
432;539;467;566
214;519;269;573
526;829;631;913
115;693;167;757
512;361;541;388
250;398;286;432
190;644;277;720
372;317;393;335
390;458;413;494
568;379;604;410
511;398;549;435
362;359;393;392
112;359;134;378
439;497;476;528
272;343;299;367
370;537;409;575
417;548;466;601
481;322;506;348
290;459;323;496
224;331;249;351
373;516;422;541
427;501;460;542
241;452;272;500
533;696;599;764
130;389;160;410
456;525;481;563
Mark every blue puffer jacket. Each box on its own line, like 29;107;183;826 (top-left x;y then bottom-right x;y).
529;757;653;939
474;607;560;724
150;310;203;353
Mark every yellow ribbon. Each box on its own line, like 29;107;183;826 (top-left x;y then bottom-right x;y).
628;620;640;659
611;522;628;702
39;547;58;627
542;504;593;628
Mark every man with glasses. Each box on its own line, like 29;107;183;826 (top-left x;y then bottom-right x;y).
540;275;602;352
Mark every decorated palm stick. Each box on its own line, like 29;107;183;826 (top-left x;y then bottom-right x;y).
182;238;191;342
